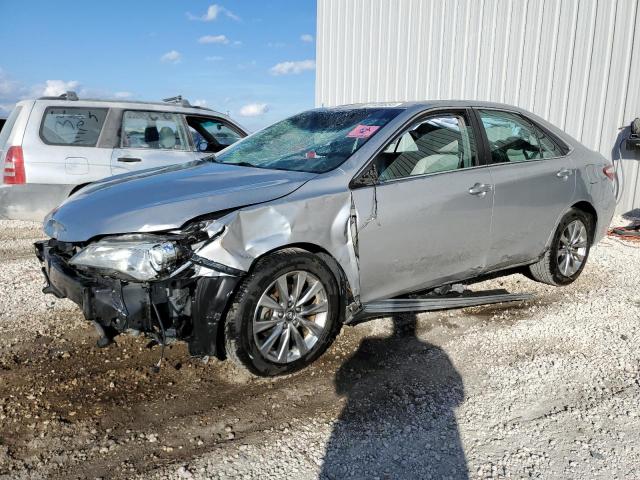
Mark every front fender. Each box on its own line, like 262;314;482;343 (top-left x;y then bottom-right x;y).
194;190;362;301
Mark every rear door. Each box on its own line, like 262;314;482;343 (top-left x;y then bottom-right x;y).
352;109;494;302
475;109;576;270
111;110;194;174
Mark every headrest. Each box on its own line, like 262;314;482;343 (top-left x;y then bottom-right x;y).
144;126;159;143
159;127;176;149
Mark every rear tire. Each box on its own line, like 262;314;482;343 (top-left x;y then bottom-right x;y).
224;249;342;377
527;208;593;286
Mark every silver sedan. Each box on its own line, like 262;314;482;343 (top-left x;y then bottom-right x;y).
36;101;616;376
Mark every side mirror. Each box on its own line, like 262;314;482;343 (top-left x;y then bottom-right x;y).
197;140;209;152
350;164;379;188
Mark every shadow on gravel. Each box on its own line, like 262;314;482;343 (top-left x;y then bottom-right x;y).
321;314;468;479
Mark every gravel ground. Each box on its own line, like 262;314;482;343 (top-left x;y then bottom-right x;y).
0;217;639;479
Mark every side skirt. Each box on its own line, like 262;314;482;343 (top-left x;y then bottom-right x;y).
347;288;534;326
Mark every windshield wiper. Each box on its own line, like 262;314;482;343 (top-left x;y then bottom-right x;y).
205;155;259;169
230;161;258;168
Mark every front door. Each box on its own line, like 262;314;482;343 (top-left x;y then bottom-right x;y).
474;109;576;270
111;110;195;175
352;111;494;303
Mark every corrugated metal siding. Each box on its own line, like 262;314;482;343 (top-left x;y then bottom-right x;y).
316;0;640;213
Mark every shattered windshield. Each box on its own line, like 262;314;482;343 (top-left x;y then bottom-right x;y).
212;108;403;173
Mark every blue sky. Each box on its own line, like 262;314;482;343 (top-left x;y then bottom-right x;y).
0;0;317;130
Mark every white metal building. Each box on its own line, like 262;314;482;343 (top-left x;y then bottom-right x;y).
315;0;640;213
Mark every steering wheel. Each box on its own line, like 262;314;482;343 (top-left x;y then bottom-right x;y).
491;137;541;162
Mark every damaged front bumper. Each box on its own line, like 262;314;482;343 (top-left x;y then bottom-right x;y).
35;239;242;358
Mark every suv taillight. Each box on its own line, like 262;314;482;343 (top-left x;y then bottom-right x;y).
603;164;616;181
3;146;26;184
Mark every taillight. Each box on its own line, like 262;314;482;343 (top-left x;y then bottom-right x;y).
3;146;26;184
603;164;615;181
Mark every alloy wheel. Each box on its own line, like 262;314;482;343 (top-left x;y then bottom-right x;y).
557;219;588;277
252;271;329;364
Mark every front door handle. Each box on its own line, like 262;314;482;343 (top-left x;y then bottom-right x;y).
556;168;572;180
117;157;142;163
468;183;493;197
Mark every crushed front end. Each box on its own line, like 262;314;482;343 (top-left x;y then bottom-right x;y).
35;222;243;358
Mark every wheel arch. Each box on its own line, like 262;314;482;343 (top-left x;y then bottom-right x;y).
544;201;599;252
221;244;348;374
248;242;355;307
570;200;598;241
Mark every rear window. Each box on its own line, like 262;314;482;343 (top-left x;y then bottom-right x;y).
0;106;23;148
40;107;108;146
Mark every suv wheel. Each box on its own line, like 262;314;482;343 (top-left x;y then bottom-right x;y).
527;208;593;286
224;249;342;376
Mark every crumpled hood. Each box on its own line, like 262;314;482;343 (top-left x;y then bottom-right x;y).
44;160;315;242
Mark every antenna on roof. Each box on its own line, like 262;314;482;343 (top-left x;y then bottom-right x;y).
162;95;192;107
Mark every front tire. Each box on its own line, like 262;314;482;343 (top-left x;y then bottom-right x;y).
527;208;593;286
224;249;342;376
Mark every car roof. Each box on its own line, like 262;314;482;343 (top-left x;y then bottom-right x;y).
319;100;575;148
18;95;232;119
324;99;537;113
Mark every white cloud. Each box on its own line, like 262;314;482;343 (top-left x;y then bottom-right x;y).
0;71;82;107
233;40;243;46
301;34;314;43
40;80;81;97
199;34;229;45
267;41;286;48
161;50;181;63
193;99;208;107
0;68;136;116
195;4;220;21
187;4;240;22
205;56;224;62
239;102;269;117
269;59;315;76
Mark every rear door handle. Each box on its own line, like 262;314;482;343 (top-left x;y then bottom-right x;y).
556;168;572;179
117;157;142;163
468;183;493;197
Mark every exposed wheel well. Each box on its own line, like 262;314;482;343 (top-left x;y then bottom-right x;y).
571;201;598;240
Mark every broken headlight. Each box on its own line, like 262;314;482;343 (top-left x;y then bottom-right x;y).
69;234;186;281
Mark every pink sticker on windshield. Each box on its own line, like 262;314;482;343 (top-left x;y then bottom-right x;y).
347;124;380;138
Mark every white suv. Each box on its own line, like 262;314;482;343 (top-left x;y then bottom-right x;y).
0;92;248;220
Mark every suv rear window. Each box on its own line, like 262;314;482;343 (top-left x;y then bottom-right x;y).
40;107;108;146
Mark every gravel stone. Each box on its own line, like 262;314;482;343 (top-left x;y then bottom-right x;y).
1;217;639;479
